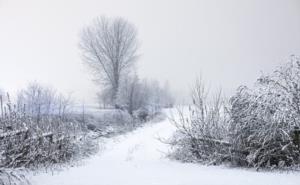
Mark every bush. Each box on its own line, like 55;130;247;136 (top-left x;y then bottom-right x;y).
133;107;149;122
169;78;230;165
0;107;90;169
229;56;300;169
0;169;29;185
0;84;95;170
169;57;300;169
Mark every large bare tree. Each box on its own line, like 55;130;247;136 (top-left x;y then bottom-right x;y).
79;16;139;106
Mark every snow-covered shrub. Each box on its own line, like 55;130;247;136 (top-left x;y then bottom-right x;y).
169;78;230;164
169;57;300;170
0;84;95;170
87;123;97;131
95;109;134;133
0;169;29;185
229;56;300;169
0;118;78;168
70;132;99;160
133;107;149;122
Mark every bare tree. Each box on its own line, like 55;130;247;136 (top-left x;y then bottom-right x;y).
17;82;73;124
79;16;139;106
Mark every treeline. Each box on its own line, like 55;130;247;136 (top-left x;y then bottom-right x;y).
100;77;174;118
169;56;300;170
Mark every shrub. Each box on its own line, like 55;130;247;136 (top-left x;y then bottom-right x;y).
0;169;29;185
133;107;149;122
169;56;300;169
229;56;300;168
0;84;95;170
169;78;230;165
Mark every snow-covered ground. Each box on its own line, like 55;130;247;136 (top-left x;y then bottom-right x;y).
29;110;300;185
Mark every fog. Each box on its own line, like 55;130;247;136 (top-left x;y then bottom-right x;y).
0;0;299;103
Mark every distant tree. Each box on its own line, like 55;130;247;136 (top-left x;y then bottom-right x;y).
97;91;111;109
17;82;72;122
116;75;147;115
17;83;55;119
79;16;139;107
145;80;174;110
160;81;174;108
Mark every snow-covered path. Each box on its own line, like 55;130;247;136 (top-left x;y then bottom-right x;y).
29;110;300;185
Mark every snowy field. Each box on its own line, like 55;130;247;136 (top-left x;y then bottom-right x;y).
28;110;300;185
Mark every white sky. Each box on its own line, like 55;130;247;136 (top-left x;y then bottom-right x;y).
0;0;300;104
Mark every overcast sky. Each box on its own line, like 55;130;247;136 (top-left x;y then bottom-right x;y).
0;0;300;104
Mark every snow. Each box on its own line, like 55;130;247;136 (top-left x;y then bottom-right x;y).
29;109;300;185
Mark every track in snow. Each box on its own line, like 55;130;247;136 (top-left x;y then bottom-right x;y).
29;110;300;185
